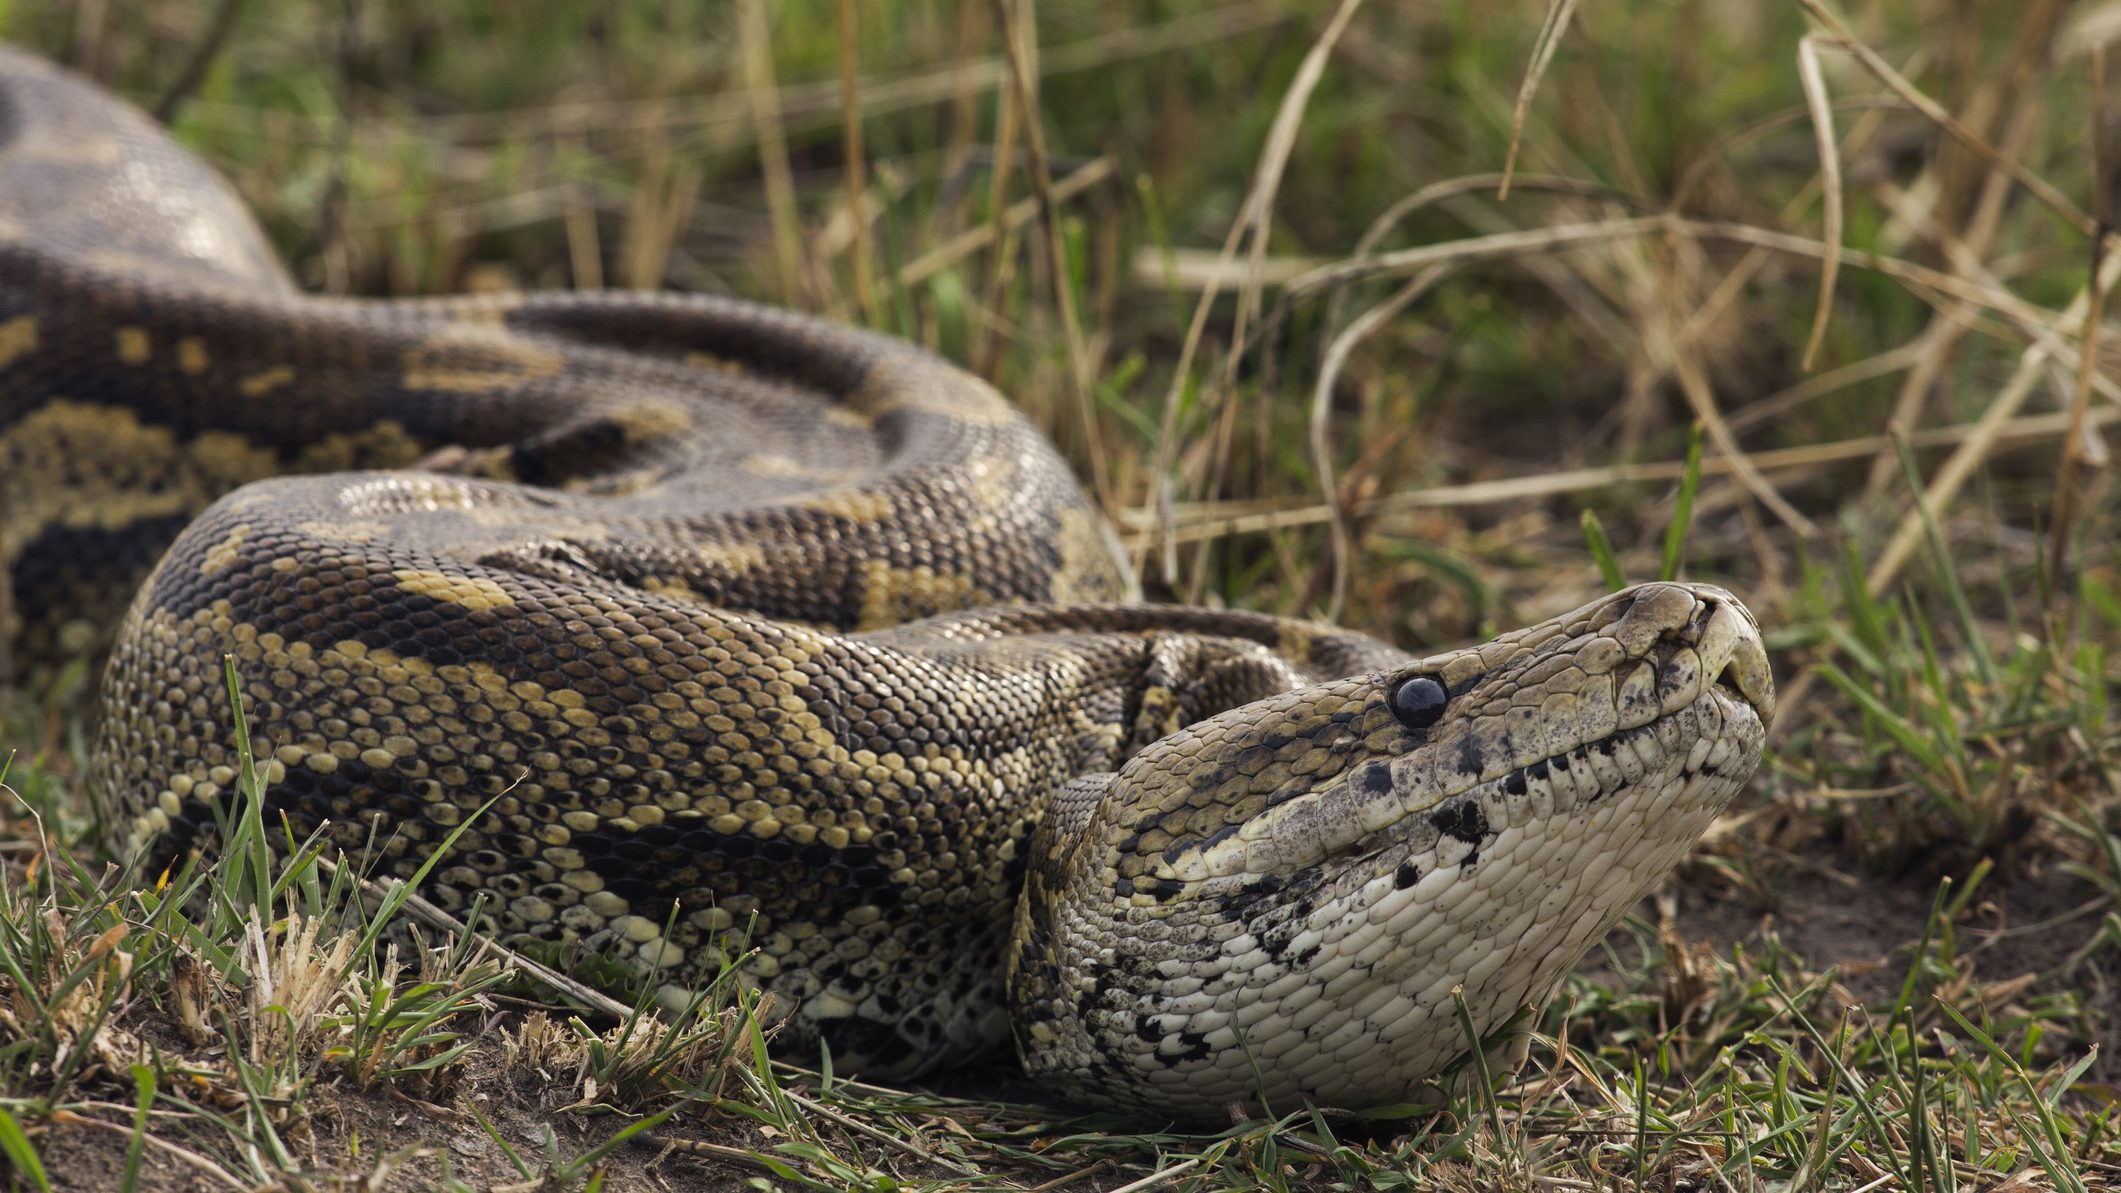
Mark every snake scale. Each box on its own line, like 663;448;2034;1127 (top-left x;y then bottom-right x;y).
0;46;1774;1119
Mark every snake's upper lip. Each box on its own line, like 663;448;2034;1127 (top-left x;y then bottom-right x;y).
1711;636;1775;725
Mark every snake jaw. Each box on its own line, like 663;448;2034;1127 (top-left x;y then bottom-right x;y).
1010;582;1772;1120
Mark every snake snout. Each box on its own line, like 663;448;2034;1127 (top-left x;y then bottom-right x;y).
1660;583;1777;728
1606;582;1775;729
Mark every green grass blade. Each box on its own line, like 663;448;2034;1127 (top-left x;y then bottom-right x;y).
1816;661;1947;776
220;655;274;915
1658;420;1704;582
122;1064;155;1193
1892;433;1995;684
0;1106;51;1193
1931;999;2090;1193
1581;509;1627;590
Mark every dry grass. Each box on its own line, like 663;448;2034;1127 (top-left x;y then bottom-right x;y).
3;0;2121;1188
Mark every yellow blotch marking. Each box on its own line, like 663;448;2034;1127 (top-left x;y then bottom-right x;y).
962;453;1017;509
200;525;249;575
177;338;210;375
358;646;438;679
392;570;516;613
239;365;295;397
741;454;864;483
186;431;279;491
1048;505;1135;602
798;488;893;524
295;519;391;543
30;135;123;167
741;454;805;478
641;576;703;603
696;543;766;571
402;331;564;393
683;351;746;375
443;295;522;326
857;560;989;630
0;402;250;539
0;315;37;369
609;401;690;445
115;327;151;364
290;420;424;472
846;355;1016;425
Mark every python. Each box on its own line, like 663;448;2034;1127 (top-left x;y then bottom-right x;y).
0;45;1771;1120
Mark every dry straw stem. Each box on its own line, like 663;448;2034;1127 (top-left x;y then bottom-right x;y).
738;0;805;306
2046;236;2112;598
48;1110;248;1191
1670;96;1913;213
1860;0;2064;499
1141;0;1366;581
150;0;242;123
1310;263;1457;620
1795;34;1842;372
1117;406;2119;545
1105;1158;1205;1193
1866;244;2121;600
989;0;1111;503
0;483;11;685
564;182;603;291
1882;177;2121;408
1227;0;1366;382
776;1087;982;1178
1800;0;2095;236
1195;0;1371;604
1660;320;1817;537
1325;173;1650;354
1137;246;1327;289
1726;340;1932;433
2046;43;2117;602
243;1;1290;144
891;155;1114;295
943;1;990;187
1286;215;2096;362
835;0;879;324
620;153;701;292
1496;0;1582;201
972;9;1023;379
328;858;633;1022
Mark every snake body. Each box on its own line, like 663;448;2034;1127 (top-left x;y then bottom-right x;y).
0;47;1774;1119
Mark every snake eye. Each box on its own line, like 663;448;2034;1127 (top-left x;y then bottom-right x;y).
1389;675;1448;730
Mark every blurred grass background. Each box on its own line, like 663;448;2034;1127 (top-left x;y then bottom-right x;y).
28;0;2090;645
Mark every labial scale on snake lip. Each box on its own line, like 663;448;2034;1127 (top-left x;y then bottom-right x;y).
0;44;1774;1120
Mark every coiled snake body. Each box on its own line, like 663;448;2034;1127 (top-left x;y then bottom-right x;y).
0;48;1774;1119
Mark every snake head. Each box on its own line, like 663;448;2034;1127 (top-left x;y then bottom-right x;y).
1008;581;1772;1121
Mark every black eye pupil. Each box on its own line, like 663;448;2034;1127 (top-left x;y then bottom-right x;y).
1390;676;1448;730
